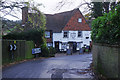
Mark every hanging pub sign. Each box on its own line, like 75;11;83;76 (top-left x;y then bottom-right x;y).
32;48;41;54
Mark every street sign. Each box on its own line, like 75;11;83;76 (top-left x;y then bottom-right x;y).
13;44;17;50
10;45;13;51
14;41;16;44
32;48;41;54
9;44;17;51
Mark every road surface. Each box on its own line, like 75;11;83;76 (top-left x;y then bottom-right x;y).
2;53;93;80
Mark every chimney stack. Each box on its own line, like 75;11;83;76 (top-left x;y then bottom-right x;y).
22;7;28;24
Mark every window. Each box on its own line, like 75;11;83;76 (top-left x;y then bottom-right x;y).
47;43;52;47
63;31;68;38
61;43;67;49
78;18;82;22
78;31;82;37
45;31;50;38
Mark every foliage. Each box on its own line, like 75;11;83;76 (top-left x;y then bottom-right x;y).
49;47;56;57
2;19;22;34
25;41;34;59
92;2;103;18
3;28;45;46
40;39;56;57
91;5;120;44
25;7;46;31
41;42;49;57
1;0;46;33
0;0;44;20
90;1;119;19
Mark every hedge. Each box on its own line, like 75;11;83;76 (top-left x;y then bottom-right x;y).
91;5;120;45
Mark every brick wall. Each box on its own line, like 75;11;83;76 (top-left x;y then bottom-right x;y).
92;43;120;79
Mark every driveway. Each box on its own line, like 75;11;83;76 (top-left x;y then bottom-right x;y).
2;53;93;79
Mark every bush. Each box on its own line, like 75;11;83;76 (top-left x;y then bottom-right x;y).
41;44;56;57
91;5;120;45
41;43;49;57
3;28;45;46
49;47;56;57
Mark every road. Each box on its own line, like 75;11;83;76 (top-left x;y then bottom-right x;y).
2;53;93;80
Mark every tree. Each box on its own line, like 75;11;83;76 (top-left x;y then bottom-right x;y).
92;2;103;18
0;0;46;32
54;0;119;18
91;5;120;44
1;0;46;47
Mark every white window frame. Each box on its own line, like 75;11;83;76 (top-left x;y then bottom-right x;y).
45;31;50;38
78;18;82;23
47;43;52;47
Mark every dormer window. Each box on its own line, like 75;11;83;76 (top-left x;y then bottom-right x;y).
78;18;82;23
45;31;50;38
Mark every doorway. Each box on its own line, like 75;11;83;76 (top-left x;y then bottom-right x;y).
55;42;59;52
68;42;77;53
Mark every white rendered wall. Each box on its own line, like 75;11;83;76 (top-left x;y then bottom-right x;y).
53;31;91;49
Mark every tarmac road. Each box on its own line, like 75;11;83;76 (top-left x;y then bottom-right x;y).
2;53;93;80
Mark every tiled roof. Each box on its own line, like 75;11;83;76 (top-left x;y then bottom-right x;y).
45;9;78;33
28;8;91;32
63;10;91;31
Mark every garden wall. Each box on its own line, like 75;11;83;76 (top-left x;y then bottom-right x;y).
92;43;120;79
2;40;34;65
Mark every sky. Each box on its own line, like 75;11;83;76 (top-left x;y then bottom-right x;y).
1;0;91;21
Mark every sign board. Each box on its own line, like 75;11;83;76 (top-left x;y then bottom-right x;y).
70;33;76;39
32;48;41;54
13;44;17;50
14;41;16;44
10;44;17;51
10;45;13;51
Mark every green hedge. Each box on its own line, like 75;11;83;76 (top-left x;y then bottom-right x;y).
3;28;45;46
91;5;120;44
25;41;34;59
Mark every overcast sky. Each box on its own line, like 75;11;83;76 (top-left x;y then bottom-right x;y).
1;0;91;21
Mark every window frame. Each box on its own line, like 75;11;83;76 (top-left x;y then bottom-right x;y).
63;31;69;38
45;31;50;38
86;37;89;39
78;31;82;37
78;18;82;23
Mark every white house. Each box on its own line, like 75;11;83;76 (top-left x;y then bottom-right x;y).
22;7;91;52
45;8;91;52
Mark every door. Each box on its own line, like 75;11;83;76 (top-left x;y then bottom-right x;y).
73;42;77;53
55;42;59;52
68;42;77;53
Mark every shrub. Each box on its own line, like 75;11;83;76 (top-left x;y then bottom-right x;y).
49;47;56;57
3;28;45;46
91;5;120;45
41;43;49;57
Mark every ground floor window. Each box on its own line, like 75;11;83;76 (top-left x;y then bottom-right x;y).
47;43;52;47
77;43;80;49
61;42;67;49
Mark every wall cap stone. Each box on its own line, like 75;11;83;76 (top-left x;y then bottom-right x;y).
93;43;120;48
